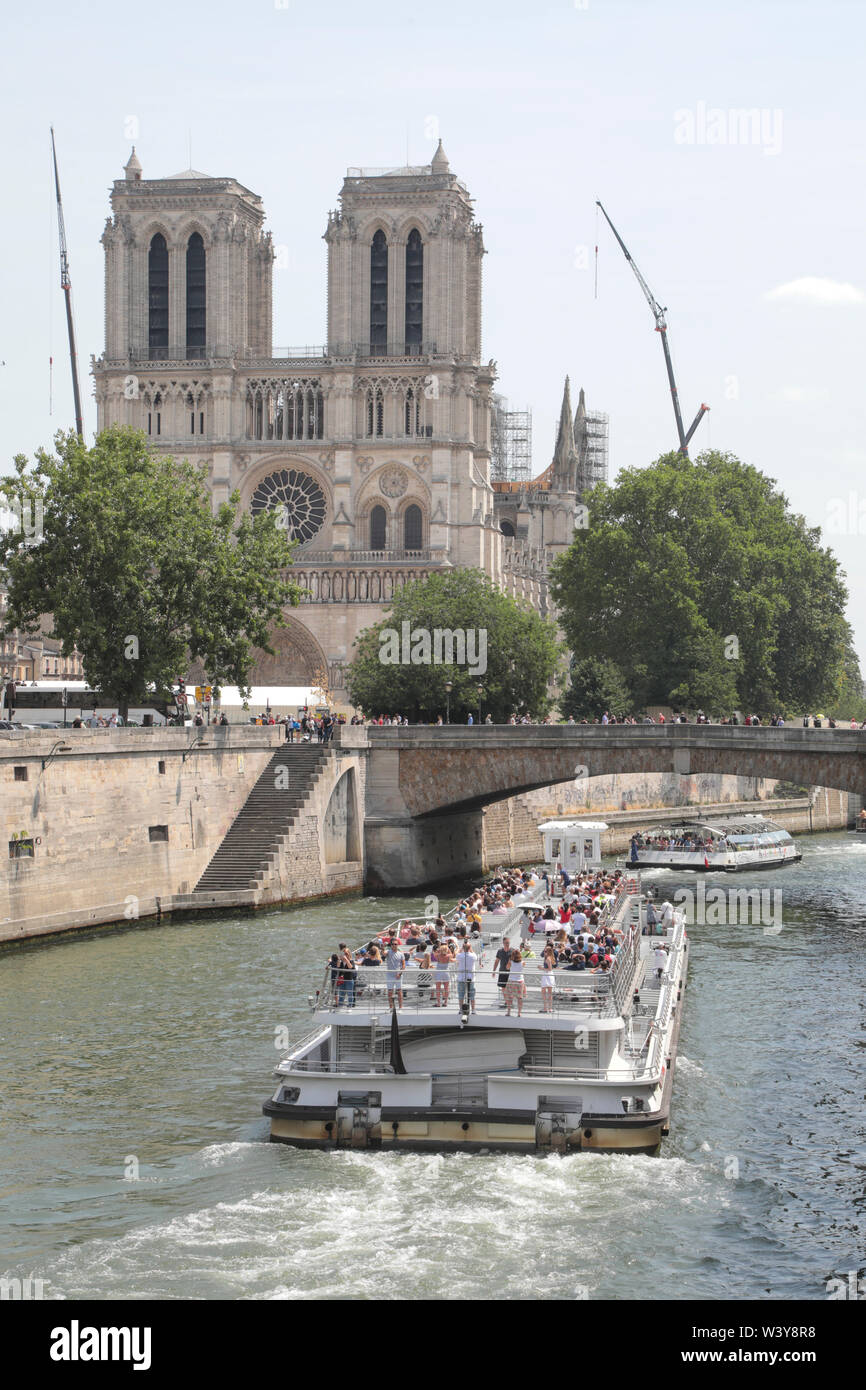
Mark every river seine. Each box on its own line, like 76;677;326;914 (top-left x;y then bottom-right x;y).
1;830;863;1301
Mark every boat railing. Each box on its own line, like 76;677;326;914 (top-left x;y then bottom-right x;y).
319;961;628;1018
523;1058;656;1083
284;1057;395;1074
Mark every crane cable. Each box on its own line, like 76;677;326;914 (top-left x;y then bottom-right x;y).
48;133;55;415
594;200;599;300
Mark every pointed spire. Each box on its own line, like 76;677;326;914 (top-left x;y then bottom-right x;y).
551;376;578;490
574;384;587;451
124;147;142;181
574;386;586;433
431;138;449;172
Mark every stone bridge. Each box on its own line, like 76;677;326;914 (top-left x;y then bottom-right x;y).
354;724;866;888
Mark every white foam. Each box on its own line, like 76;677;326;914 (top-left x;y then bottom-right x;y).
32;1147;725;1300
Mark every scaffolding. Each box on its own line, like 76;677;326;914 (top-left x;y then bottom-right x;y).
491;395;533;483
576;409;609;497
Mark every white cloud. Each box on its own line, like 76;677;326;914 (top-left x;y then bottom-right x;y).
770;385;831;404
765;276;864;306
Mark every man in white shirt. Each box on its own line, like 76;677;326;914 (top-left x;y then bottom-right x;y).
385;940;405;1009
456;940;478;1013
653;945;668;981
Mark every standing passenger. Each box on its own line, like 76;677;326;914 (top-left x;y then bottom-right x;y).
456;940;478;1014
385;938;405;1010
505;950;525;1017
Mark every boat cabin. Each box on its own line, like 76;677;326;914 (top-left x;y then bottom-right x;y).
538;820;609;873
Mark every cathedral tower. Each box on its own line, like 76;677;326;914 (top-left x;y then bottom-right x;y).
93;146;514;702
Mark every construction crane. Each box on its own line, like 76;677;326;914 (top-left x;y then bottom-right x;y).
596;200;708;456
50;127;84;438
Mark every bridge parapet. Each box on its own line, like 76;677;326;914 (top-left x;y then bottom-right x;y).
365;724;866;752
364;724;866;820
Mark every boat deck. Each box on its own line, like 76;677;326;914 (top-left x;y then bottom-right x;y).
315;881;664;1032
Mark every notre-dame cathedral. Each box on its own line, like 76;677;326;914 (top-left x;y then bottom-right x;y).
93;142;607;705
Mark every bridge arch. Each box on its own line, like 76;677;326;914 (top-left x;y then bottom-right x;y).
366;726;866;820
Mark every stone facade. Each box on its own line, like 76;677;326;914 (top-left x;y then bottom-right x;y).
0;727;365;944
91;145;592;706
0;588;85;685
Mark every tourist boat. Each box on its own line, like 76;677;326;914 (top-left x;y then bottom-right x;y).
627;814;801;872
263;866;689;1155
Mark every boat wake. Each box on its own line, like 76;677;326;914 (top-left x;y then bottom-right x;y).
16;1149;723;1301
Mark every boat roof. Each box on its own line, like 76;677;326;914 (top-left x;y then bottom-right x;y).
639;816;783;835
537;820;609;832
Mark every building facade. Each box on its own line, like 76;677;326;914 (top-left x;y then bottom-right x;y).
93;144;603;706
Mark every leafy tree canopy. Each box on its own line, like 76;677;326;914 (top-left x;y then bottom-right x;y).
346;567;561;722
550;451;852;717
560;657;632;721
0;427;302;716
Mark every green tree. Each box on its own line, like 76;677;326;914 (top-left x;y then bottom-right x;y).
345;568;560;722
826;635;866;723
561;657;632;720
0;427;302;718
549;451;850;717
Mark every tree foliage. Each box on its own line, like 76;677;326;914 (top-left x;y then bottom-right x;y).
345;568;560;721
549;451;851;716
0;427;302;715
560;657;632;721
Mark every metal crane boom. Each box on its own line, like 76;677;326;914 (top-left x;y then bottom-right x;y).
50;127;84;439
596;200;708;457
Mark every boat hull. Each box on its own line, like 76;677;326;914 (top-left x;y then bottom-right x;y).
630;851;801;872
264;1103;667;1155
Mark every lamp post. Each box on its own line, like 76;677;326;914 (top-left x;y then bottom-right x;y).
41;739;71;772
445;680;452;725
477;683;484;725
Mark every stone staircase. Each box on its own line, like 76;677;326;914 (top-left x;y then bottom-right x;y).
194;744;330;894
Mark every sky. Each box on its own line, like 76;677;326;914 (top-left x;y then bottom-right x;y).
1;0;864;663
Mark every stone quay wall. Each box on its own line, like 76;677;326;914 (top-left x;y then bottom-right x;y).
0;726;284;945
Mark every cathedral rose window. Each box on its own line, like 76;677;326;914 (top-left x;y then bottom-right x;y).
250;469;326;544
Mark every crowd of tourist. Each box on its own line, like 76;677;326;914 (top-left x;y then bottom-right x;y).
632;830;720;853
323;864;650;1016
333;711;866;728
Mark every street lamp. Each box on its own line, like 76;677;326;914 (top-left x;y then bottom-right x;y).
477;683;484;725
41;740;71;772
445;680;452;725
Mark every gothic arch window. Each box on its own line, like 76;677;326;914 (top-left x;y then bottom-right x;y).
147;390;163;436
370;229;388;350
186;232;206;357
148;234;168;356
404;386;421;437
405;228;423;353
500;520;515;537
250;468;327;545
403;503;423;551
370;504;387;550
366;386;384;438
244;379;325;441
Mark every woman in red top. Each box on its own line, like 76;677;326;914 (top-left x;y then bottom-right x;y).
558;903;572;926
